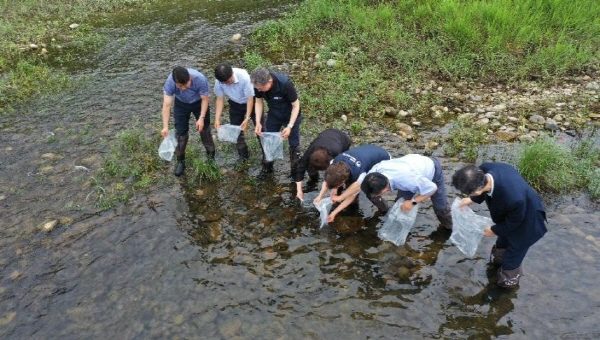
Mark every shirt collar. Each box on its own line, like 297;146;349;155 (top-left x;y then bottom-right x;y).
486;173;495;197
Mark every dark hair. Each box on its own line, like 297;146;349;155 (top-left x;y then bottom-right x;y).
214;62;233;82
451;165;487;195
309;148;332;170
324;162;350;189
361;173;389;197
172;66;190;85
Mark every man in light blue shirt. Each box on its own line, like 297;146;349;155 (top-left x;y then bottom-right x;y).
214;63;265;167
359;154;452;230
161;66;215;176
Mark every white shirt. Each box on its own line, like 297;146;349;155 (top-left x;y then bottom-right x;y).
368;154;437;196
213;68;254;104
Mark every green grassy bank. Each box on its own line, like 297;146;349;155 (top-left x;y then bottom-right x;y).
247;0;599;119
0;0;157;114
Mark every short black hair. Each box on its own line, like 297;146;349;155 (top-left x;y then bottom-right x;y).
451;165;487;195
214;62;233;82
172;66;190;84
361;172;389;197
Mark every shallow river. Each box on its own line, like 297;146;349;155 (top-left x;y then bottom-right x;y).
1;1;599;339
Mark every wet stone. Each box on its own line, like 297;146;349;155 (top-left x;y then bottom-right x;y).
333;216;364;234
397;266;410;279
40;220;58;232
219;318;242;338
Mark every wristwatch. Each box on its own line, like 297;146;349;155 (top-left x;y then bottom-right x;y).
411;198;418;205
287;123;294;128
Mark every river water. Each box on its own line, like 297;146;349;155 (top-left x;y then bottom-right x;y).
1;0;599;339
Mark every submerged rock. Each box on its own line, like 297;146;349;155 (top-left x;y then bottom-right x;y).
40;220;58;232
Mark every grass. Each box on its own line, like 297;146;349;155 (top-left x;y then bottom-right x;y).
247;0;600;120
91;125;225;209
517;135;600;195
444;119;489;162
0;0;157;114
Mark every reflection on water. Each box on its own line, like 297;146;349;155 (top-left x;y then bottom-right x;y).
2;0;600;339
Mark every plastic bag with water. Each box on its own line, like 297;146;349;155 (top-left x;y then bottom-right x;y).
217;124;242;143
300;191;319;209
158;130;178;161
314;197;332;229
449;197;493;258
378;199;418;246
260;132;284;162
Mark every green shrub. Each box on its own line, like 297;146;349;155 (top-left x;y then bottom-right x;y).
444;120;488;162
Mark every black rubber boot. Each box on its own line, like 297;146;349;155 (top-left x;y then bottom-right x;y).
258;161;274;179
174;157;185;176
207;149;216;162
174;134;189;176
434;206;453;230
307;167;319;184
235;144;250;166
289;146;302;179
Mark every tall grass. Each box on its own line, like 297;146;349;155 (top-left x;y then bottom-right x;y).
518;136;600;196
250;0;599;91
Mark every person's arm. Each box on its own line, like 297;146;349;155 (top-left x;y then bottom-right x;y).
214;96;224;130
296;181;304;201
161;94;174;138
327;194;358;223
196;94;209;131
240;96;254;131
281;99;300;138
313;181;329;204
459;197;474;208
254;97;264;136
332;181;360;203
400;192;434;212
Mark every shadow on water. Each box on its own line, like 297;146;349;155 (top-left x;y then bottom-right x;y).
2;0;600;339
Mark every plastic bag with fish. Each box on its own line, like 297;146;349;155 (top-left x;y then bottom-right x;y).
378;199;418;246
314;197;333;229
158;130;178;161
449;197;493;258
260;132;284;162
217;124;242;143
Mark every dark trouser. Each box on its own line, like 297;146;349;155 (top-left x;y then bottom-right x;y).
264;113;302;175
491;237;529;288
174;98;215;158
229;100;265;161
394;157;452;229
264;114;302;148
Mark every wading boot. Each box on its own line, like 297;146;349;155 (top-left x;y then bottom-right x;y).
258;161;274;180
307;168;319;185
206;149;216;162
235;144;250;167
490;245;506;267
174;134;189;176
174;157;185;176
289;146;302;180
434;207;453;230
497;266;522;288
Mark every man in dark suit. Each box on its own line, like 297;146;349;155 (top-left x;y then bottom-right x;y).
452;163;547;288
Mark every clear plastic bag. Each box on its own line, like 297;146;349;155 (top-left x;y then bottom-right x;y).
217;124;242;143
260;132;284;162
314;197;333;229
300;191;319;208
378;199;418;246
449;198;493;258
158;130;178;161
